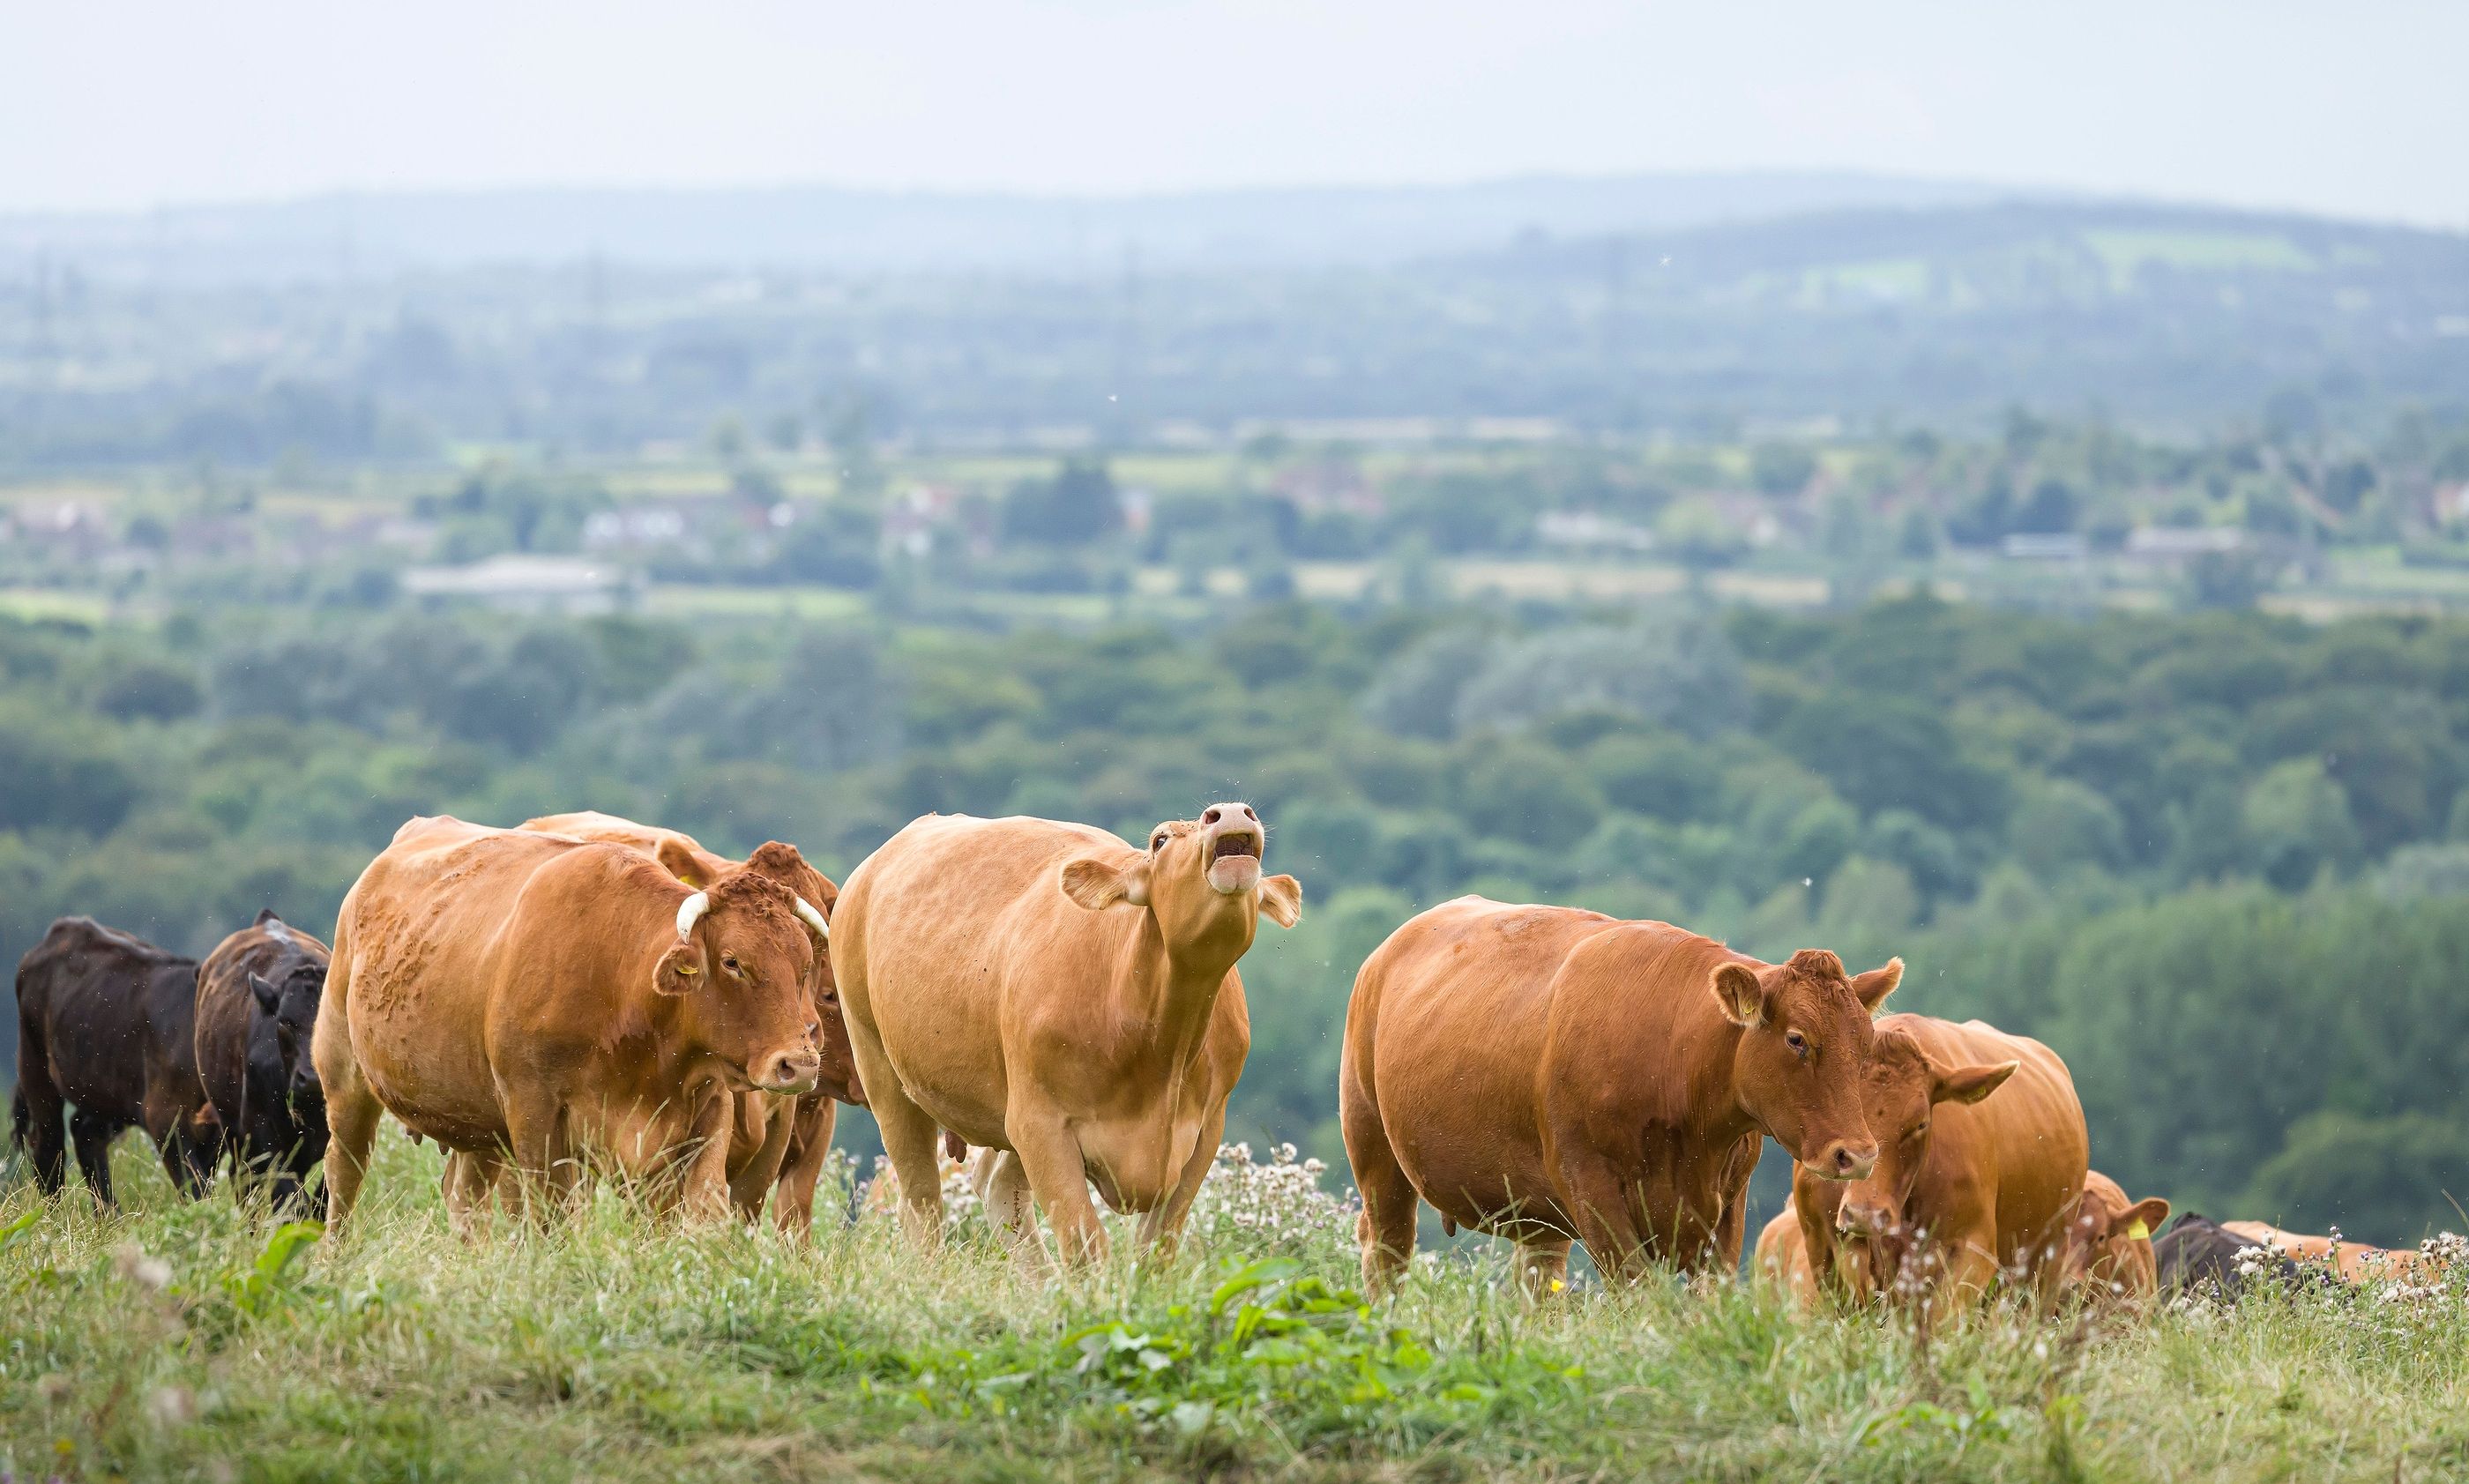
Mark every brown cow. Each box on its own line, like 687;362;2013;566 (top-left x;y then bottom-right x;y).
2068;1169;2171;1302
315;816;829;1232
832;807;1300;1268
1755;1207;1821;1306
1792;1014;2086;1309
194;910;332;1215
518;812;862;1234
1341;897;1903;1293
2220;1221;2432;1283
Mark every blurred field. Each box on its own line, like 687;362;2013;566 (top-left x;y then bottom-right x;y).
5;1133;2468;1482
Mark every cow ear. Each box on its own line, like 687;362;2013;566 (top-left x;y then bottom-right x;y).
654;837;705;888
1060;855;1147;911
1849;957;1904;1011
653;939;705;996
250;973;280;1013
254;907;280;927
1257;873;1302;928
1709;962;1764;1026
1932;1058;2018;1106
2114;1197;2171;1242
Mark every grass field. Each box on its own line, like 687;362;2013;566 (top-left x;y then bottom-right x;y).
6;1132;2469;1483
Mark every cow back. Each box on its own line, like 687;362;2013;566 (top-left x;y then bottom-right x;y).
14;917;204;1125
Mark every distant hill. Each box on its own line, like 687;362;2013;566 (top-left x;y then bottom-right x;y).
0;193;2460;465
0;171;2039;282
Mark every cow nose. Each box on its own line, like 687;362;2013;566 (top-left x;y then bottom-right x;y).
1817;1140;1877;1181
760;1049;822;1094
1203;806;1222;824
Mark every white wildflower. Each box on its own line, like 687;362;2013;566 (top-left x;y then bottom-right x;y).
113;1242;172;1293
146;1385;198;1428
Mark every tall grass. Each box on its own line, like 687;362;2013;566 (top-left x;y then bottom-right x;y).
4;1130;2467;1482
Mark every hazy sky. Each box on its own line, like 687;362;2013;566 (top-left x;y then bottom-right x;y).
6;1;2463;225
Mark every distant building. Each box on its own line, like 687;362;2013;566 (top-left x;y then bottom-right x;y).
3;498;111;558
2124;526;2246;562
2002;533;2090;561
583;507;689;551
402;555;625;613
1537;511;1655;552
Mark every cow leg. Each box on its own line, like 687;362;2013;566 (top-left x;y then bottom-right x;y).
1560;1159;1652;1286
11;1047;69;1197
978;1149;1049;1273
870;1076;949;1250
314;973;383;1234
674;1090;735;1222
729;1094;795;1226
1516;1236;1573;1300
1341;1082;1420;1295
1010;1115;1107;1269
1135;1101;1226;1264
143;1088;208;1199
503;1093;578;1225
70;1108;119;1208
443;1148;504;1240
770;1099;839;1240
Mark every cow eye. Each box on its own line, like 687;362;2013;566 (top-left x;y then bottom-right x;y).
1152;832;1168;851
1785;1031;1809;1059
722;956;742;973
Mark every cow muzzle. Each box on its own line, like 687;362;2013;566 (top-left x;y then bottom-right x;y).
752;1048;823;1096
1201;803;1264;893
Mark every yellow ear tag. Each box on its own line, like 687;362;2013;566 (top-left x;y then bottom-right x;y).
2125;1219;2151;1242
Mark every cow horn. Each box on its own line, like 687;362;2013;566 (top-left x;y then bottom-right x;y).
792;895;830;941
675;891;711;939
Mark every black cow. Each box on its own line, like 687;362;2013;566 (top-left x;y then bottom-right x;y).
194;910;332;1214
11;917;219;1204
2154;1212;2304;1298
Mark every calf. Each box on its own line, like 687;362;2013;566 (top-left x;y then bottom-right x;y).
519;812;864;1235
2062;1170;2171;1302
833;807;1300;1267
317;816;829;1232
1790;1014;2086;1310
11;917;218;1205
194;910;332;1215
1343;897;1903;1291
1756;1207;1822;1306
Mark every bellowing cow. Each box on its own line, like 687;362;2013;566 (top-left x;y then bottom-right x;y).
1341;898;1902;1292
832;807;1299;1267
194;910;332;1214
518;812;863;1235
1790;1014;2086;1309
11;917;219;1206
315;816;829;1231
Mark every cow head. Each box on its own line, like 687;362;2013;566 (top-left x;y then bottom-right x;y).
655;846;827;1097
2056;1172;2170;1301
249;958;330;1109
732;841;862;1107
1713;948;1903;1182
1825;1025;2018;1295
1060;802;1302;954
